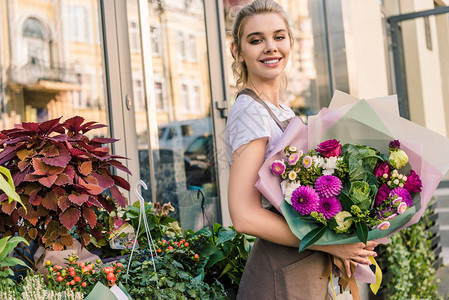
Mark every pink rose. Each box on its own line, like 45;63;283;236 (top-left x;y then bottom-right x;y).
374;162;390;179
375;184;390;207
315;139;341;158
404;170;422;193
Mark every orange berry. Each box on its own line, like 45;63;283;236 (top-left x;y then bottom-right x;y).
194;254;199;259
69;270;76;277
184;242;189;247
74;276;81;282
70;280;75;285
81;282;87;287
57;276;64;282
106;272;115;281
157;249;162;253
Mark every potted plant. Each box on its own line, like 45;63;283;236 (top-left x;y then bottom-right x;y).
0;116;131;253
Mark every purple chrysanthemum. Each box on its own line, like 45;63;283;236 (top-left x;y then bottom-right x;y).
390;187;412;207
291;186;319;215
314;175;342;198
317;197;342;219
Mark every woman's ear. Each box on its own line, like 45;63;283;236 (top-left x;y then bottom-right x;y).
231;42;243;62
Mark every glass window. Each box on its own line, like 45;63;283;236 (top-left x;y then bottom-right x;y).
22;17;50;67
150;26;161;56
67;5;92;43
128;0;220;230
177;31;186;59
1;0;108;139
129;21;141;53
134;79;145;111
154;81;165;111
187;34;197;61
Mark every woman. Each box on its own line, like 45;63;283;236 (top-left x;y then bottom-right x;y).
226;1;378;299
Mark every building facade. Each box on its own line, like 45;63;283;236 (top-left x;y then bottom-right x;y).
1;0;449;232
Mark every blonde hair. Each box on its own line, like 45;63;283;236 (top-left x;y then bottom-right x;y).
230;0;294;90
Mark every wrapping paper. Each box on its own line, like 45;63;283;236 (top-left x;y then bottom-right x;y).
255;90;449;283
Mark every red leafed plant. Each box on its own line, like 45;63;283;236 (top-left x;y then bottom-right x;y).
0;116;131;250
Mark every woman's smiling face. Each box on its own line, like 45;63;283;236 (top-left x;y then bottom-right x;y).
238;13;291;84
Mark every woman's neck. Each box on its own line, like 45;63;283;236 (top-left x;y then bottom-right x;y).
247;79;281;107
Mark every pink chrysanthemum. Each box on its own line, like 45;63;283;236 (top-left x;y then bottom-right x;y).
271;160;286;176
317;197;342;219
390;187;412;207
378;221;391;231
397;202;407;214
314;175;342;198
302;156;312;168
291;186;319;215
287;153;300;165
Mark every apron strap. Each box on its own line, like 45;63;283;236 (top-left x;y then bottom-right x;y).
237;88;291;132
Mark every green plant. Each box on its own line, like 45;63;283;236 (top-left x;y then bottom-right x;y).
0;117;131;250
121;249;226;299
124;201;182;244
1;273;85;300
44;252;124;296
380;209;441;299
0;236;29;290
189;223;255;294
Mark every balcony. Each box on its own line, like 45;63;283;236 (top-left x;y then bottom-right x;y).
7;62;78;86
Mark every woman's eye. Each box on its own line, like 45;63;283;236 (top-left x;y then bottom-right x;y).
275;35;286;41
249;39;262;45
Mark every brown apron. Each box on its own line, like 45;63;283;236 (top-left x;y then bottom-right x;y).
236;89;332;300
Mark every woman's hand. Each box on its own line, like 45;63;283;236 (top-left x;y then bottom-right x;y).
311;241;379;277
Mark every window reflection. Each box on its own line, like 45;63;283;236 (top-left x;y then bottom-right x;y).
1;0;108;138
129;0;220;230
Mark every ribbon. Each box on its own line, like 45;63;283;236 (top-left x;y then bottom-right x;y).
321;255;360;300
368;256;382;294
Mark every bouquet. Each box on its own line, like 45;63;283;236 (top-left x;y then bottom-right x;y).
255;91;449;297
271;138;421;251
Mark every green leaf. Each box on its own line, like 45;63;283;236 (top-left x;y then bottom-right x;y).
216;227;235;245
0;166;24;207
218;261;235;278
0;237;9;257
0;237;28;261
205;250;226;268
356;222;369;245
339;192;354;211
0;257;29;268
199;244;219;258
299;226;327;252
